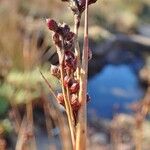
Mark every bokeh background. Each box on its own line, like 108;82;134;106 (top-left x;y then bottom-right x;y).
0;0;150;149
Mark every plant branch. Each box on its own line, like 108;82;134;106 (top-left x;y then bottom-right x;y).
76;0;89;149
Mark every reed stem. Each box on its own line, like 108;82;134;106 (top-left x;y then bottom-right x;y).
76;0;89;149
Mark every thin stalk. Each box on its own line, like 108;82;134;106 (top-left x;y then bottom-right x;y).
10;102;21;133
74;14;81;36
40;69;75;145
74;14;81;80
40;70;57;100
76;0;89;149
26;102;37;150
15;116;28;150
45;95;73;150
57;46;75;147
41;94;53;139
41;90;58;150
135;118;143;150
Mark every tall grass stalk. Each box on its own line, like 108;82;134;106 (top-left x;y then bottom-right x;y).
76;0;89;149
41;0;97;149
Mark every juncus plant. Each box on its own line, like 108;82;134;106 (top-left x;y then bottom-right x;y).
41;0;97;149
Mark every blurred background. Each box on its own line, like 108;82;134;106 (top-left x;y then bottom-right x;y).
0;0;150;149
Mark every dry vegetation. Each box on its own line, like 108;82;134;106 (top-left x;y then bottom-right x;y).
0;0;150;150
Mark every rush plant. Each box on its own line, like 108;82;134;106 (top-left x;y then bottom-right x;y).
41;0;97;149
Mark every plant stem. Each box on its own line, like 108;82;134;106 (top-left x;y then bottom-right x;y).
40;67;75;147
15;116;27;150
74;14;80;35
26;101;37;150
56;45;75;147
74;14;81;80
40;70;57;100
76;0;89;149
45;93;73;150
10;102;21;133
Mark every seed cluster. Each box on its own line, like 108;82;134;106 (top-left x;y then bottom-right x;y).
43;0;98;147
61;0;97;14
46;19;75;51
46;19;90;118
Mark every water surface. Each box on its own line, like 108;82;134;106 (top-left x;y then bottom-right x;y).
88;64;144;118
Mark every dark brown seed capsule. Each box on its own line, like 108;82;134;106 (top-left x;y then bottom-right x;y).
64;42;72;50
53;33;62;48
70;82;79;93
71;94;80;111
65;50;75;59
46;19;58;31
62;24;70;37
64;66;72;75
64;50;77;70
64;76;73;87
57;93;64;105
65;59;74;68
50;65;60;78
65;31;75;41
79;0;97;13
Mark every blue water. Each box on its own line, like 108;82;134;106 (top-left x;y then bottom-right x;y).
88;64;144;118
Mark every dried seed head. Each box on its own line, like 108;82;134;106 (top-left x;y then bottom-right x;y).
64;50;77;70
71;94;81;111
52;33;62;48
65;31;75;41
65;50;75;59
79;0;97;13
61;0;97;14
64;76;73;87
64;66;73;75
62;24;70;37
57;93;64;105
64;41;74;51
70;81;79;93
56;23;70;38
46;19;58;31
50;65;60;78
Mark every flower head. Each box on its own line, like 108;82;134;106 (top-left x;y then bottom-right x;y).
61;0;97;14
